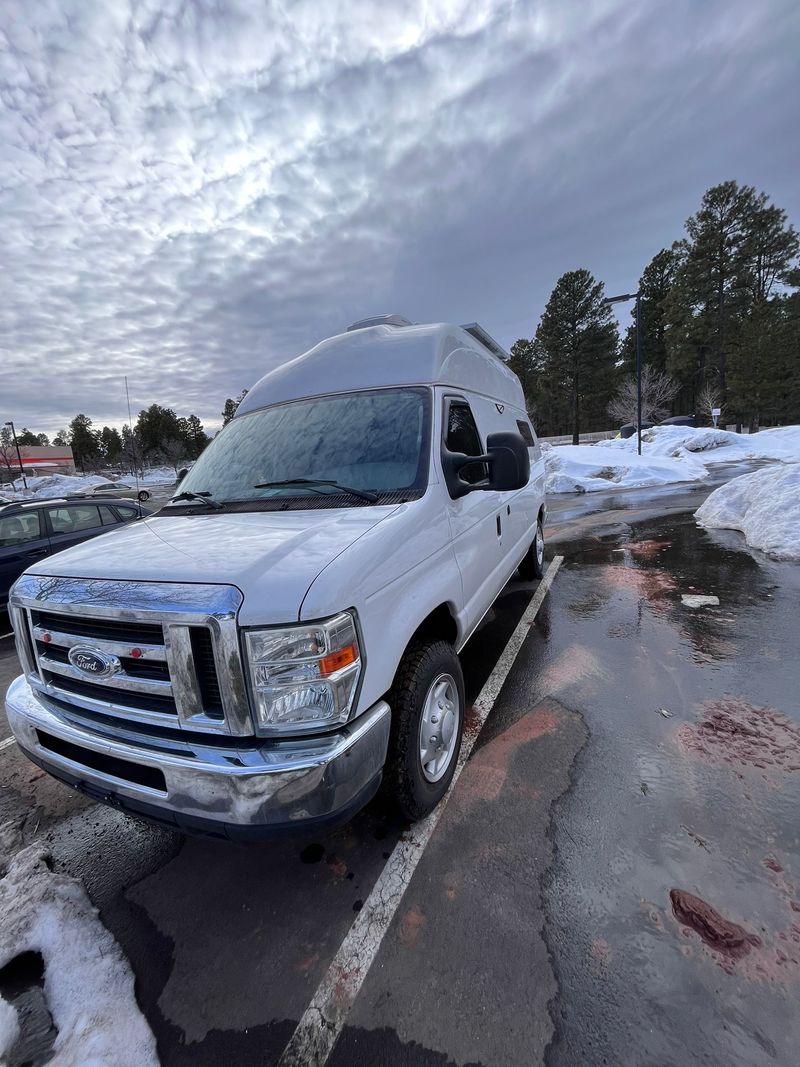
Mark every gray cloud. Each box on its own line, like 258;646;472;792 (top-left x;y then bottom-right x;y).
1;0;798;436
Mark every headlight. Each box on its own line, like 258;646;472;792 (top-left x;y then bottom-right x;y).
244;612;362;733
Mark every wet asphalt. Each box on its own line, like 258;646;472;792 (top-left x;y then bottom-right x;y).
1;474;798;1066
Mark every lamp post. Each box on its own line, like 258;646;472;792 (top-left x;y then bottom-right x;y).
3;420;28;490
603;291;643;456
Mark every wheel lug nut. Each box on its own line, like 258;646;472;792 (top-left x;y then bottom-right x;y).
431;715;439;724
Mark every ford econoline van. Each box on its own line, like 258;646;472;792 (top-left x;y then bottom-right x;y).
6;318;546;838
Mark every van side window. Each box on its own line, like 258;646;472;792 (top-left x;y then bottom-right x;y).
445;401;487;485
516;420;535;446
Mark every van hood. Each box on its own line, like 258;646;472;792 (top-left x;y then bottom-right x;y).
27;507;398;625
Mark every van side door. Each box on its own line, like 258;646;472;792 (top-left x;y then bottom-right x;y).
440;394;506;633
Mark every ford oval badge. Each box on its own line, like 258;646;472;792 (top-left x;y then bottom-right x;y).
68;646;119;678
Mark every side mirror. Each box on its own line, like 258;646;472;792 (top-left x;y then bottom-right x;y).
176;468;189;485
442;431;530;499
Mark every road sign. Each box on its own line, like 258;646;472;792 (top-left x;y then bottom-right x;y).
711;407;721;416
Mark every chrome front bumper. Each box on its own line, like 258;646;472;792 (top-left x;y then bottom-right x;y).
6;675;391;839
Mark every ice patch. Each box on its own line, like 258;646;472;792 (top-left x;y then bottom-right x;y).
681;594;720;608
694;463;800;561
0;847;158;1067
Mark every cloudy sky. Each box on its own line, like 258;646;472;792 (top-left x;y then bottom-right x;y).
1;0;798;437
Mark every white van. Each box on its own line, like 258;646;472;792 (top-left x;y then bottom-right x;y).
6;319;546;839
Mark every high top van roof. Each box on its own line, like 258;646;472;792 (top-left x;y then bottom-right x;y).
236;322;525;416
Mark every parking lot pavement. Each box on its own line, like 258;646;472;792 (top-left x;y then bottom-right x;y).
1;490;799;1066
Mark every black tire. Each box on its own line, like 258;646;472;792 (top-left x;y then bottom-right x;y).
383;640;465;821
518;516;545;580
138;490;150;502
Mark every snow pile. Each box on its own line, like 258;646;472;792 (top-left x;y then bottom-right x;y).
605;424;800;464
695;463;800;560
542;441;710;494
0;846;158;1066
0;995;20;1061
22;474;109;500
141;466;178;485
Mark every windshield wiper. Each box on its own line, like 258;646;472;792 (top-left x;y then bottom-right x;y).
253;478;379;503
169;490;224;510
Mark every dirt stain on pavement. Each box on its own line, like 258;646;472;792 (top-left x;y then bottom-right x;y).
399;904;426;949
670;889;761;960
678;697;800;772
458;705;560;804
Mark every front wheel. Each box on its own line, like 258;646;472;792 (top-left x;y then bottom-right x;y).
384;640;465;821
137;490;150;502
518;516;545;580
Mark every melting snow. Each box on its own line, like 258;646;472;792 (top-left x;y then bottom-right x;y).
544;424;800;495
0;847;158;1067
694;463;800;561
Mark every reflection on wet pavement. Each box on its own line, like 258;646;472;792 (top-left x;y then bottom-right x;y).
543;510;800;1066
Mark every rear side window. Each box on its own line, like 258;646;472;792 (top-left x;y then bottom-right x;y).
0;511;42;547
99;505;122;526
112;506;139;523
445;400;487;485
47;505;103;535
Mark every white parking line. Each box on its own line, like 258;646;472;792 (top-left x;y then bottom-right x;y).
279;555;564;1067
0;736;16;752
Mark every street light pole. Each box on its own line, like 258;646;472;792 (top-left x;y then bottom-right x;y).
602;291;643;456
3;420;28;490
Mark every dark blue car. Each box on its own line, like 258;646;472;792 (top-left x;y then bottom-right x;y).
0;497;148;610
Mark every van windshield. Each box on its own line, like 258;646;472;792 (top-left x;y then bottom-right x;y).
172;387;430;508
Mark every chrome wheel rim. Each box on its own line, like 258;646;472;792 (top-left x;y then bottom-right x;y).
419;673;460;783
536;524;544;566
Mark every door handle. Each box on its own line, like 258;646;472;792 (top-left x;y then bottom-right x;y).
496;515;502;537
26;548;48;558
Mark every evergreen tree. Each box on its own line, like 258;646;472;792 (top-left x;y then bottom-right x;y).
181;414;208;459
68;414;101;471
16;428;49;446
507;338;543;416
221;390;248;426
136;404;183;461
620;249;678;377
52;429;70;446
532;269;619;442
665;181;799;422
99;426;123;465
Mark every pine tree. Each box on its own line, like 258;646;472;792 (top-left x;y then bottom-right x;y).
620;249;678;377
68;414;101;471
533;270;619;442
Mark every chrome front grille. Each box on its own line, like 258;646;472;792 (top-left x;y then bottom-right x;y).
9;575;251;736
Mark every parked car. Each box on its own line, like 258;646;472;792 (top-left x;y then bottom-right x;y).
84;481;152;503
0;498;148;610
5;318;546;839
659;415;696;427
618;421;655;439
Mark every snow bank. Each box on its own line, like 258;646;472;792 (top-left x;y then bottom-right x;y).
695;463;800;560
0;846;158;1067
0;995;20;1061
544;424;800;495
542;441;709;494
605;423;800;464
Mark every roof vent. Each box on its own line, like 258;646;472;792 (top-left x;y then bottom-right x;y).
460;323;509;361
346;314;413;332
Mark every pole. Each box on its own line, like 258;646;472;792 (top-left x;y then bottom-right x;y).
124;376;141;497
5;421;28;491
635;292;642;457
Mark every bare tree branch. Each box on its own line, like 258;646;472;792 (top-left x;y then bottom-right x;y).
607;366;680;425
